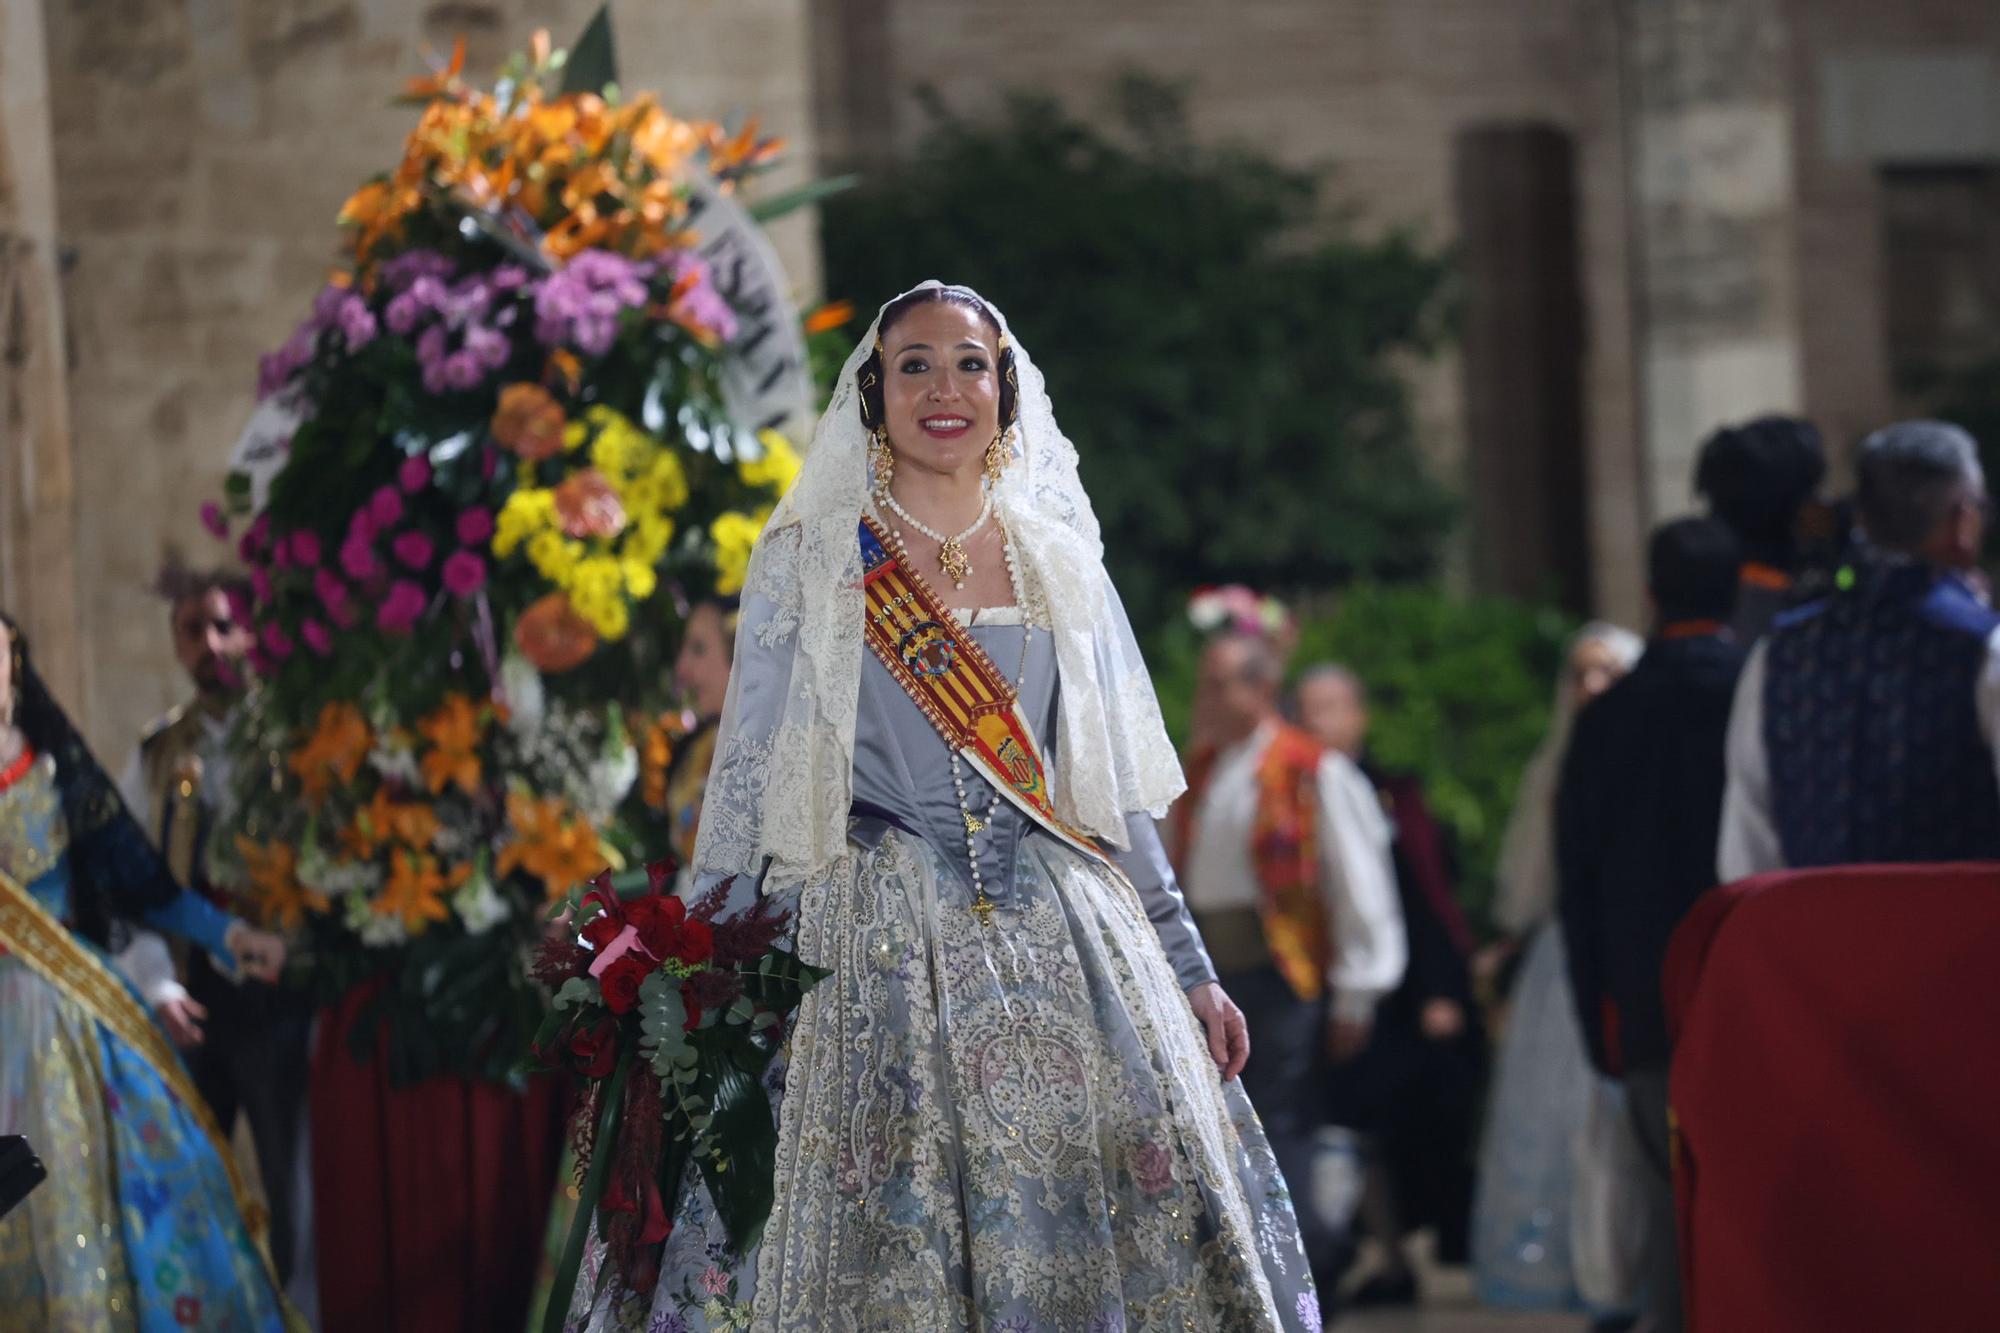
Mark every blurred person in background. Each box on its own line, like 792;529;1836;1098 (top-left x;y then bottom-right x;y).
114;557;317;1301
1721;420;2000;879
1168;631;1407;1304
662;593;739;866
1557;518;1747;1333
1296;665;1485;1309
1470;622;1643;1321
1694;415;1826;641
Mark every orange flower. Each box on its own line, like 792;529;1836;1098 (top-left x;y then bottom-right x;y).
288;702;372;807
417;693;485;795
804;301;856;336
234;837;330;933
374;848;465;933
640;712;679;811
402;36;466;101
496;791;609;897
340;788;441;859
554;468;627;539
514;593;598;673
492;383;568;461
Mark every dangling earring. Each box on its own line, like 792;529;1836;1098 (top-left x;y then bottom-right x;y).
867;428;895;491
984;427;1011;486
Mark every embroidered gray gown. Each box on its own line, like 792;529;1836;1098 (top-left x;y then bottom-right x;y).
570;611;1322;1333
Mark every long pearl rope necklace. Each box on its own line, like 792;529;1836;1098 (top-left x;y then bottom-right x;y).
877;509;1033;924
876;486;993;589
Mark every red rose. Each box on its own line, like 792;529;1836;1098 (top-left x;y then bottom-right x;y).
622;893;679;936
568;1019;618;1079
670;918;715;968
598;955;651;1014
580;909;625;951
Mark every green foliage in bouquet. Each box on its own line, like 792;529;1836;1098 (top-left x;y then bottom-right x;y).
530;866;829;1328
821;74;1459;630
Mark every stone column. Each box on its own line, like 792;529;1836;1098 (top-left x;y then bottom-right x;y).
1620;0;1804;522
0;0;83;708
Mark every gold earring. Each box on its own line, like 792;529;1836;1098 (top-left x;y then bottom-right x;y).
984;427;1011;485
868;428;895;490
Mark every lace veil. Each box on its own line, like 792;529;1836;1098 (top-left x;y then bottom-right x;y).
691;282;1185;892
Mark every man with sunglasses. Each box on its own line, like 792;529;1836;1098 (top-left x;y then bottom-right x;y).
1720;420;2000;878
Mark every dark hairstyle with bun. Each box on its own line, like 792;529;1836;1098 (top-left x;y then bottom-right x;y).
856;286;1018;436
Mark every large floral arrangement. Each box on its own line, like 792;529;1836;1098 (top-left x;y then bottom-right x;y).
528;862;826;1325
206;33;813;1082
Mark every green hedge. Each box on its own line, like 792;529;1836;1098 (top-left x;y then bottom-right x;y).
1149;583;1575;928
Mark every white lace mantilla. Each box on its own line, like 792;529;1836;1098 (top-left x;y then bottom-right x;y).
690;283;1186;895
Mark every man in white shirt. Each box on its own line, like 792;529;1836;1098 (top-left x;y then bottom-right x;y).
1719;420;2000;880
1166;631;1406;1296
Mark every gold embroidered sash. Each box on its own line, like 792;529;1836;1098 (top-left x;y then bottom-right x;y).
859;518;1115;872
0;867;288;1299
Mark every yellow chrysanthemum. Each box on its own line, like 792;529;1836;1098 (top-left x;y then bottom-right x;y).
494;488;557;558
648;451;690;511
710;508;770;597
622;558;658;600
739;430;802;494
528;530;583;582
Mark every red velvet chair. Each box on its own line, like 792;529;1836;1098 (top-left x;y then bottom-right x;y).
1664;864;2000;1332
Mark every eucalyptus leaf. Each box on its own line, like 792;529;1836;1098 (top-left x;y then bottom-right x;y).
551;976;596;1011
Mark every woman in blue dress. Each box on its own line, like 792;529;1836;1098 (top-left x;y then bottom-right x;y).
0;612;298;1330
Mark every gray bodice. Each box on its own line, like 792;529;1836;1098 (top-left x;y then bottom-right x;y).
850;618;1215;991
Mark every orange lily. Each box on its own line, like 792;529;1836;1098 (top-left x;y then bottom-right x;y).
417;693;485;796
234;837;330;933
375;848;463;933
288;702;372;807
496;791;608;897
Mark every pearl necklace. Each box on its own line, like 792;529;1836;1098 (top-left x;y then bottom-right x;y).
880;516;1033;924
876;486;992;589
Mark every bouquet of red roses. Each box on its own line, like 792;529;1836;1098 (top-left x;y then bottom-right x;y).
530;860;827;1325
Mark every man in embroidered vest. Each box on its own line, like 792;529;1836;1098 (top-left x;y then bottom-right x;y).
1720;420;2000;878
1558;517;1747;1333
1695;414;1826;641
114;557;315;1294
1168;631;1406;1299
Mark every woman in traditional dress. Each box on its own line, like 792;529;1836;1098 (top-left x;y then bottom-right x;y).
1470;623;1642;1315
570;283;1320;1332
0;613;297;1330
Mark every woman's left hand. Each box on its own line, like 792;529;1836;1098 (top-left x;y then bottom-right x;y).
1187;981;1250;1080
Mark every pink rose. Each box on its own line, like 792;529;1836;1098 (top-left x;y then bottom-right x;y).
376;579;428;634
269;542;292;573
200;502;229;540
301;618;334;656
346;508;376;544
391;531;435;570
339;536;380;582
441;550;486;598
399;456;432;494
455;508;494;545
290;529;322;568
368;485;404;529
250;568;273;605
260;621;294;661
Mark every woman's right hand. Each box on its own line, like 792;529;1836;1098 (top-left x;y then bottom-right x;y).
225;922;288;983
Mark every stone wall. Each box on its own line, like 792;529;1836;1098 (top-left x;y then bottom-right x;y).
38;0;820;755
814;0;1653;621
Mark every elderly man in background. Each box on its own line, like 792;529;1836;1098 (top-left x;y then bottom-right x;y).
1167;631;1406;1303
1720;420;2000;879
116;557;316;1301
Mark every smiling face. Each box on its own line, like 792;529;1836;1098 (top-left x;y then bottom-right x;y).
879;301;1003;486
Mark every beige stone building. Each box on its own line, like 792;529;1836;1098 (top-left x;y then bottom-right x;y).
819;0;2000;620
6;0;2000;749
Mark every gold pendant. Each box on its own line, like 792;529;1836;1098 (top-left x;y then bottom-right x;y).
938;537;972;585
971;891;996;926
962;811;986;834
